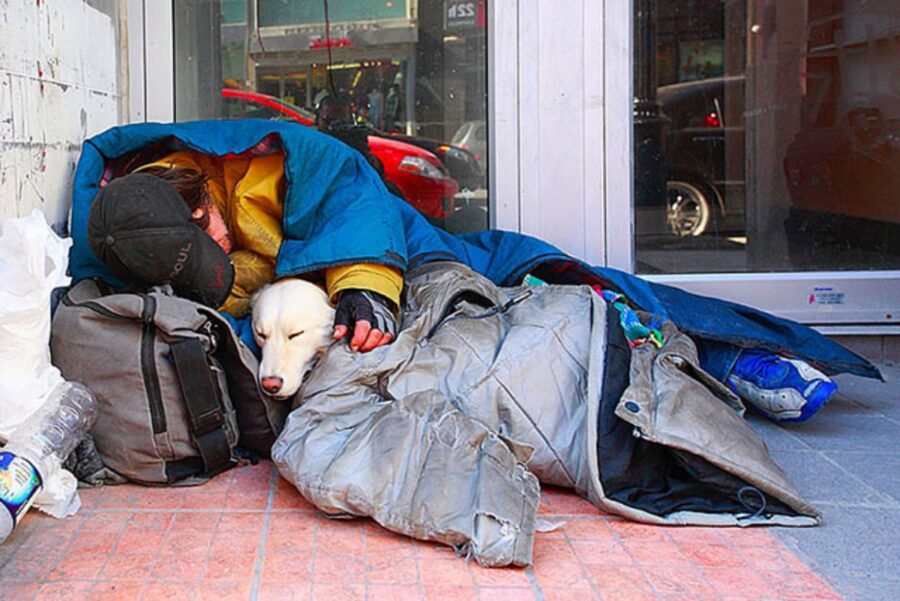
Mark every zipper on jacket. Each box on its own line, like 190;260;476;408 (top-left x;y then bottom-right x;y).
140;294;166;435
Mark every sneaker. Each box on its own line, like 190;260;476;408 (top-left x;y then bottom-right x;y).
727;349;838;423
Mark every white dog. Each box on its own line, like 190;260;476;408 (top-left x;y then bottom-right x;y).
250;279;335;400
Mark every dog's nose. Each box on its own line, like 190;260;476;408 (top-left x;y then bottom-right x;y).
260;376;284;395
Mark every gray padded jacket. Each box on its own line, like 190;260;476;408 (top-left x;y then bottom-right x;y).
273;263;819;567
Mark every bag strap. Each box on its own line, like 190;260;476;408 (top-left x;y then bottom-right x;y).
169;338;234;475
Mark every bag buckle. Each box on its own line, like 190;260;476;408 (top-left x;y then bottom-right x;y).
192;409;225;436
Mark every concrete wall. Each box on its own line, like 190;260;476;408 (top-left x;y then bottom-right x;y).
0;0;124;232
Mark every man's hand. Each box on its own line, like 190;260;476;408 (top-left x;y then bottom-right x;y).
332;290;397;352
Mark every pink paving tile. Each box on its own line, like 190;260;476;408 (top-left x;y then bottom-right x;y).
90;580;145;601
422;585;479;600
218;511;266;532
135;488;189;510
266;528;316;557
365;555;420;585
531;537;577;563
68;529;119;555
678;542;748;568
541;487;599;515
127;511;176;531
600;593;660;601
587;564;655;593
365;531;419;558
665;527;727;546
98;551;157;580
640;565;716;597
79;511;131;533
419;558;475;587
210;529;262;556
224;489;270;510
570;538;635;565
256;580;312;601
1;581;39;600
141;581;199;600
197;579;253;601
622;540;690;565
532;557;594;590
477;587;536;600
202;546;257;580
114;528;166;555
610;521;673;543
367;584;425;601
149;552;208;581
700;566;771;596
560;518;617;541
727;528;782;547
1;551;55;581
312;549;367;584
309;583;366;600
259;553;315;582
34;580;95;600
181;488;230;510
416;540;459;561
160;528;216;556
543;587;602;600
273;477;317;511
170;511;221;532
469;564;532;588
47;551;108;580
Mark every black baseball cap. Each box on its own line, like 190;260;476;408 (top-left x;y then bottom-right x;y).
87;173;234;308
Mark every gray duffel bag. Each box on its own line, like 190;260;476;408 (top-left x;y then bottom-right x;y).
50;279;286;484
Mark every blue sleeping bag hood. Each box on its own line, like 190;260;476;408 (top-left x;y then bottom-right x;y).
69;120;880;381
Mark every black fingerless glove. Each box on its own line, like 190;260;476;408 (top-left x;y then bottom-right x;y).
333;290;398;337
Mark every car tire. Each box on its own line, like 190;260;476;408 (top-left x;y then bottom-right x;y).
666;180;713;237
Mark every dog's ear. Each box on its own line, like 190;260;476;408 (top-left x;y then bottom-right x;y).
249;284;271;311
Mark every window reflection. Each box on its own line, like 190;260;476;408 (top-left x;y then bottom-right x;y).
175;0;488;233
634;0;899;274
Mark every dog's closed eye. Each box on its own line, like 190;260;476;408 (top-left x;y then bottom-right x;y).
288;330;305;340
255;330;268;340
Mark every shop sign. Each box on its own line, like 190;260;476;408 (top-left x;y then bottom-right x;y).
445;0;485;30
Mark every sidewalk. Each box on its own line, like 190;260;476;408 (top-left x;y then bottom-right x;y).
1;365;896;601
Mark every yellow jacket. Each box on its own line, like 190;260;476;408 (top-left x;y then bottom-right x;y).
140;150;403;317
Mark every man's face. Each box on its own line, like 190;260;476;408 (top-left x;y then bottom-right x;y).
193;203;232;253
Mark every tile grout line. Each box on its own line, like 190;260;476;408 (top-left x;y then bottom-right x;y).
248;466;278;601
137;510;179;601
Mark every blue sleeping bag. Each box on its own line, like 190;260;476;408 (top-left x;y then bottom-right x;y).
69;120;880;381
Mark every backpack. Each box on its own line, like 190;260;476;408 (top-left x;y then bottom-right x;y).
50;279;288;484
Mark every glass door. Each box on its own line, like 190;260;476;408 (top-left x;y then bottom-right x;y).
171;0;489;235
626;0;900;327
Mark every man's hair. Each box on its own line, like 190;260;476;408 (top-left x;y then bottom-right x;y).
136;166;211;230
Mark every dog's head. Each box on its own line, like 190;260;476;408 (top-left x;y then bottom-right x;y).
250;279;335;400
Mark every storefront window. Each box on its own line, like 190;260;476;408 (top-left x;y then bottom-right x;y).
633;0;899;274
173;0;488;233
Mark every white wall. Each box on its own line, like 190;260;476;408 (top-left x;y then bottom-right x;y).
0;0;123;231
491;0;617;266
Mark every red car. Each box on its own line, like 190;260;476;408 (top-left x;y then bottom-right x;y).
221;89;458;220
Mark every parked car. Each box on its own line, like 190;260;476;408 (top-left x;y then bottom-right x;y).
221;89;459;221
451;120;487;172
387;131;484;191
656;76;746;237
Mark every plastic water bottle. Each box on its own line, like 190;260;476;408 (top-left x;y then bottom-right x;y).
0;382;97;543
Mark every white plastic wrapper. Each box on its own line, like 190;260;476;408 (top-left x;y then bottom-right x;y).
0;210;81;517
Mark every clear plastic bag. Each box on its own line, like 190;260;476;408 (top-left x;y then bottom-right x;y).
0;210;72;440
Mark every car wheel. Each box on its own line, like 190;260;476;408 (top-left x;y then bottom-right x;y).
667;180;712;237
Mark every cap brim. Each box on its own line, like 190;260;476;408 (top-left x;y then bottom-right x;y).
113;225;235;308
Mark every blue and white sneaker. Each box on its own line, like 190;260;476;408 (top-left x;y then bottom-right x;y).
727;349;838;423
